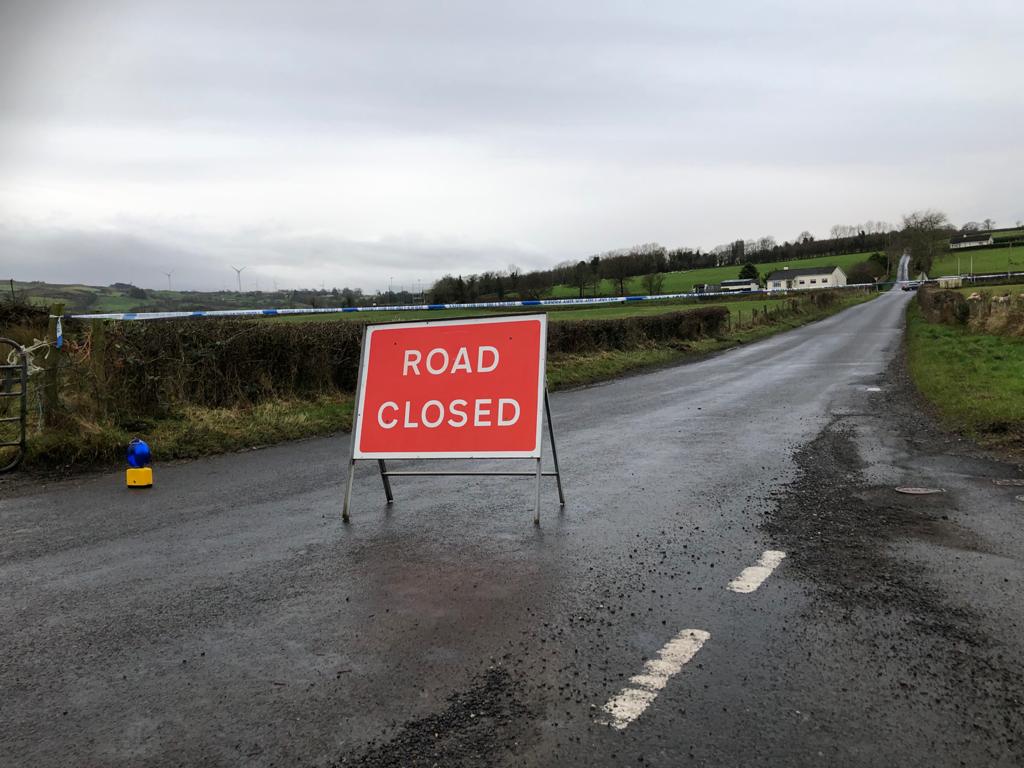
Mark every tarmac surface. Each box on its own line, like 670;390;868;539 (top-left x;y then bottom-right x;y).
3;289;1024;766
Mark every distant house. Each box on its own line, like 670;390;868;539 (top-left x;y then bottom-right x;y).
765;266;847;291
950;233;994;249
694;283;720;294
719;278;759;293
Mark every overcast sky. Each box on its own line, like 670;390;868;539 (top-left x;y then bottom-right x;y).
1;0;1021;293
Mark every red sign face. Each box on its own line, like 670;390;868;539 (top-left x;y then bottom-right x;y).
353;315;547;458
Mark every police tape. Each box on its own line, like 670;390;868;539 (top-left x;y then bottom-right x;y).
68;284;879;322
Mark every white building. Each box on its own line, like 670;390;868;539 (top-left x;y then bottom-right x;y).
765;266;847;291
949;233;994;249
719;278;759;293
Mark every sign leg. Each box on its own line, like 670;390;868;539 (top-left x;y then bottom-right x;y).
533;457;542;526
342;459;356;523
544;388;565;506
378;459;394;503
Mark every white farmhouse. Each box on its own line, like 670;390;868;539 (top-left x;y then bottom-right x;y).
949;233;994;249
765;265;847;291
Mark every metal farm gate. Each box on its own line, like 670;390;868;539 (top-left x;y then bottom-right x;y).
0;338;28;472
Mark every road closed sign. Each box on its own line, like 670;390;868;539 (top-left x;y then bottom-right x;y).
352;314;548;459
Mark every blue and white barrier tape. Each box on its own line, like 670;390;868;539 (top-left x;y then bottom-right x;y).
69;284;880;322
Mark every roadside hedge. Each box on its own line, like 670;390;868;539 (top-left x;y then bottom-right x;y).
103;320;366;417
91;306;729;418
547;306;727;354
0;300;48;337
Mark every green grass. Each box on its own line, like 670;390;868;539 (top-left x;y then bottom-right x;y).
906;303;1024;454
16;395;356;469
932;245;1024;277
954;282;1024;297
542;298;790;320
548;251;879;298
272;295;800;324
12;279;305;314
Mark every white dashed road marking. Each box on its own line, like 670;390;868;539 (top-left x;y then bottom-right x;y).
727;550;786;593
597;628;710;730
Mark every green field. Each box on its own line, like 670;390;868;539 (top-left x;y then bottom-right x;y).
11;280;305;314
548;251;880;298
955;282;1024;297
906;303;1024;453
272;294;827;325
932;245;1024;277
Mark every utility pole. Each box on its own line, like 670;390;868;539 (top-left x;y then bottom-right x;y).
389;276;394;305
231;265;246;293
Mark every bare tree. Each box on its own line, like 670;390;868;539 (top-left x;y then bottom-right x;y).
899;209;952;275
641;272;665;296
506;265;521;295
601;257;634;296
572;260;590;298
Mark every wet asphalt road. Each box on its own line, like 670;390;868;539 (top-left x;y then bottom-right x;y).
3;290;1024;766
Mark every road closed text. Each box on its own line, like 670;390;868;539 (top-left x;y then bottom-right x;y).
378;397;521;429
354;316;547;458
376;344;520;430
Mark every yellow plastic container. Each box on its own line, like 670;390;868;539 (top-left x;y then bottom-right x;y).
126;467;153;488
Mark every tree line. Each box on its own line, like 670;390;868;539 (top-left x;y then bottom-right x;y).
428;224;901;302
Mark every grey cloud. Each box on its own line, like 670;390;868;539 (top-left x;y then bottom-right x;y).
1;1;1022;291
0;219;543;292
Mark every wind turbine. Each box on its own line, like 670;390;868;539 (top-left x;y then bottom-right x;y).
231;265;246;293
162;269;174;290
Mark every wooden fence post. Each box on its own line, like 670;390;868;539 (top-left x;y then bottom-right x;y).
43;303;64;428
91;319;108;415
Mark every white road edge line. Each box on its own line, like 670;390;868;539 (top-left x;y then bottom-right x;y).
727;549;786;594
597;628;710;730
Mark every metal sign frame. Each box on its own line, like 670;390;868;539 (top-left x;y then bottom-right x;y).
342;315;565;525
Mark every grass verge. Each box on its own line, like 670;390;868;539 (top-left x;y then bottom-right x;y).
905;303;1024;455
14;292;875;471
19;395;355;470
